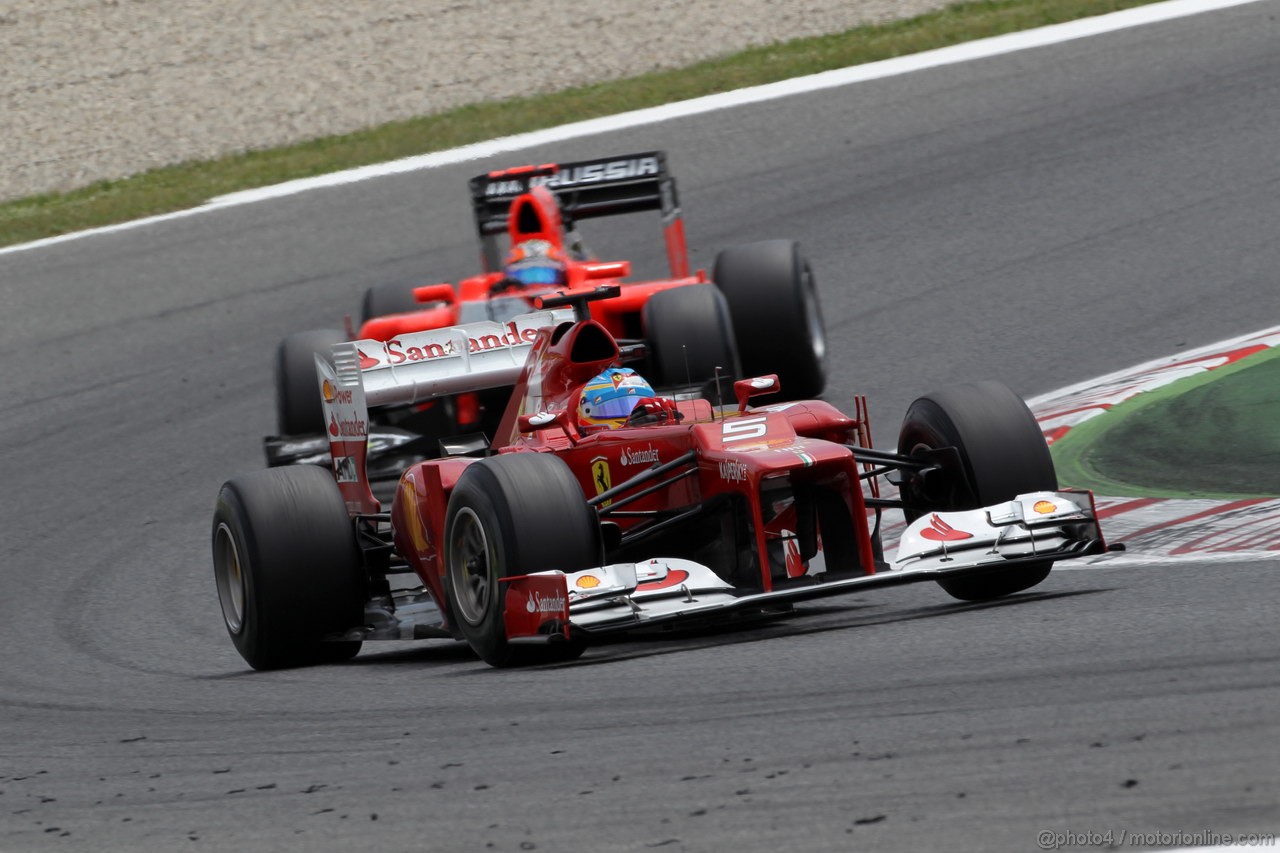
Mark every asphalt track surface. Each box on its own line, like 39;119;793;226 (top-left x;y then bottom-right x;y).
3;4;1280;850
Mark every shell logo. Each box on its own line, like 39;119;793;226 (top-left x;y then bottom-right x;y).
322;379;336;402
1033;500;1058;514
575;575;601;590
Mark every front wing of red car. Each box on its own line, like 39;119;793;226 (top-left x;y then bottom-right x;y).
499;490;1105;642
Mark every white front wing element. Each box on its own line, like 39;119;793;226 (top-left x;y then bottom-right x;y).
893;490;1101;572
518;492;1103;635
518;559;742;631
564;559;735;607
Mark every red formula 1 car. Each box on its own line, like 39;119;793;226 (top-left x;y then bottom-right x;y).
266;151;825;474
213;287;1109;670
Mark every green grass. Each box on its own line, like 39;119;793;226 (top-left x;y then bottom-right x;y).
1;0;1166;248
1051;346;1280;498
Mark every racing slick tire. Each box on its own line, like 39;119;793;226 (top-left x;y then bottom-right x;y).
713;239;826;400
643;284;742;390
443;453;601;667
212;466;364;670
274;328;345;437
360;280;423;325
897;380;1057;602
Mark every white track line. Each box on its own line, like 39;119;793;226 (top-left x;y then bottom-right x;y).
0;0;1265;258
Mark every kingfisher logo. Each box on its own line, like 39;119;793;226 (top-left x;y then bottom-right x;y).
920;514;973;542
620;444;660;466
719;460;748;482
525;591;567;614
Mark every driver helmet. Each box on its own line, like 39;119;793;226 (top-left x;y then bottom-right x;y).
577;367;656;430
503;239;568;287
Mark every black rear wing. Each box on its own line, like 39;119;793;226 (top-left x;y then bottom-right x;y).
468;151;689;278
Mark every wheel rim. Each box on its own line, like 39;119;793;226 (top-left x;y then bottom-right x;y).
801;264;827;364
449;507;495;626
213;523;246;634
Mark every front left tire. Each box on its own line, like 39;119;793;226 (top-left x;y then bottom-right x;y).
443;453;601;667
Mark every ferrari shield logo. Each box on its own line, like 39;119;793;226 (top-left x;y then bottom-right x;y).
591;457;612;507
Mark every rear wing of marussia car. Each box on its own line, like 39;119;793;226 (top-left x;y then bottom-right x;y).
314;309;574;513
468;150;690;279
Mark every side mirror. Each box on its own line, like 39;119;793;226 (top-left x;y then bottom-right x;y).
517;410;578;444
518;412;558;433
413;283;456;305
734;375;780;413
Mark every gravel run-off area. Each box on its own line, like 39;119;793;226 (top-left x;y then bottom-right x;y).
1;0;953;202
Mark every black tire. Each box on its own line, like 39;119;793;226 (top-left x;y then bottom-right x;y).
443;454;601;667
713;239;826;399
212;466;364;670
897;380;1057;601
360;280;426;325
642;285;741;389
274;328;345;436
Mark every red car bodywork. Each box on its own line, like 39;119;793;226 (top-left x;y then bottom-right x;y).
361;155;702;344
351;153;712;433
378;315;877;627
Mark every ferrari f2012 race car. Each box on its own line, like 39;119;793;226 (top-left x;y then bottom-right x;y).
213;287;1109;670
267;151;825;474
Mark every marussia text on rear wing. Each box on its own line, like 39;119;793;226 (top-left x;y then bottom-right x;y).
468;150;688;278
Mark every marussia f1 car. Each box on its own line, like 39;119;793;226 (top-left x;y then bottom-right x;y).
213;287;1108;670
267;151;825;474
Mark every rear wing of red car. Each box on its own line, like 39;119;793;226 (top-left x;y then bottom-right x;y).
315;310;574;513
468;150;690;279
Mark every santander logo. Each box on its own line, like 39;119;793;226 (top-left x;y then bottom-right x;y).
384;321;538;365
920;514;973;542
620;444;660;466
358;349;380;370
525;591;567;614
328;413;367;439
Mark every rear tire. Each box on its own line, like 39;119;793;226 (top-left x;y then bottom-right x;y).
713;239;826;399
443;454;600;667
642;285;741;389
274;328;345;436
360;280;423;324
897;380;1057;601
212;466;364;669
